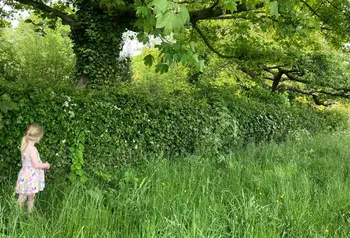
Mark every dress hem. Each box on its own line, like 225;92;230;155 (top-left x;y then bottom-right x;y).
15;188;44;195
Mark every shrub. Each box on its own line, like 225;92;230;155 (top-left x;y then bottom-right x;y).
0;81;347;184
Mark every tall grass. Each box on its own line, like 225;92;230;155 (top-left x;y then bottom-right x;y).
1;131;350;237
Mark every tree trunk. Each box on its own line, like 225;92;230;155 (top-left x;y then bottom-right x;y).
70;2;133;88
272;71;283;91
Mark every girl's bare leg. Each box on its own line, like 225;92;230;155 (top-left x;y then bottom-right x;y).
27;194;35;213
18;195;27;208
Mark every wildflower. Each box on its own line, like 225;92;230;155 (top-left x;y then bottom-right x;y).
259;192;262;196
317;105;326;111
68;111;75;118
325;229;329;233
62;139;66;144
162;182;165;186
184;189;187;193
276;200;280;203
296;96;307;103
281;194;285;199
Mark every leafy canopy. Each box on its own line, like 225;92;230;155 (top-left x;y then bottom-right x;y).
1;0;350;100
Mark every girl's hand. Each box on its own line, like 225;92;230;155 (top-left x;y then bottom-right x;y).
44;162;51;169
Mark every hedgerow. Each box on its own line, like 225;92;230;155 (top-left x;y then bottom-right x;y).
0;81;346;184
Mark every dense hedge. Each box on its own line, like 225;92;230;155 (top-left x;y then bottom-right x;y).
0;82;347;184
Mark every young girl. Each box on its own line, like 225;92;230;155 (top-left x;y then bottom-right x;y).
15;123;50;213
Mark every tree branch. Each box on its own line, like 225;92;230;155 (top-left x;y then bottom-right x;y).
299;0;328;23
248;66;350;100
241;67;271;89
189;3;264;23
285;73;350;92
192;22;239;59
285;73;311;84
15;0;80;28
278;84;350;98
210;0;220;10
271;71;283;91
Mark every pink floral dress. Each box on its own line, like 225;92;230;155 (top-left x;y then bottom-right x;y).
15;146;45;195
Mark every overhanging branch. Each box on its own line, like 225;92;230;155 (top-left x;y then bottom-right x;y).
277;84;350;98
285;73;350;92
192;22;239;59
189;3;264;23
300;0;328;23
15;0;80;28
243;66;350;100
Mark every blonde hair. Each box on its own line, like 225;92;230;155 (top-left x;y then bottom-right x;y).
20;123;44;153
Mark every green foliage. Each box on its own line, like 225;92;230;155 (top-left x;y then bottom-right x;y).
152;0;190;34
0;80;347;184
0;94;18;130
68;132;87;183
132;48;189;91
71;1;132;86
2;0;350;96
0;16;75;87
133;0;350;76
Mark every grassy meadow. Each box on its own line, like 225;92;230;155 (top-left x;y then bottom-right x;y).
1;131;350;237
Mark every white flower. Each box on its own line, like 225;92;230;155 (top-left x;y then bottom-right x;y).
68;111;75;118
63;101;69;107
55;153;59;156
62;139;66;144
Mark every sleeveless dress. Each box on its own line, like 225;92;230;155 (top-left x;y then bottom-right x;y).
15;146;45;195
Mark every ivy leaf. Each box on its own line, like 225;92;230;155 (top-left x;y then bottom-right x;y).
155;63;169;73
0;95;18;113
270;1;279;16
143;54;155;67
